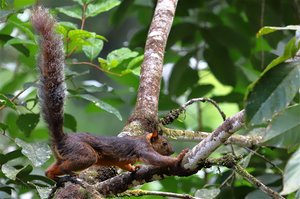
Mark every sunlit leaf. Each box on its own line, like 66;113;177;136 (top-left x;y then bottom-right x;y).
195;188;220;199
15;138;51;167
265;37;299;71
57;5;82;19
1;164;21;180
105;48;138;69
281;147;300;195
67;29;106;53
257;25;300;37
31;183;52;199
86;0;121;18
83;38;103;60
127;55;143;69
58;21;78;30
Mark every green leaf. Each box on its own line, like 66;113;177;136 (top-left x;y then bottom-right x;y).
71;0;84;5
0;149;22;164
5;38;35;46
110;0;134;26
188;84;214;99
15;138;51;167
82;38;103;60
1;163;21;180
195;188;220;199
86;0;121;18
0;122;8;132
204;45;236;86
246;62;300;125
257;25;300;37
64;113;77;132
13;0;35;9
264;37;299;71
12;44;30;56
67;29;106;54
68;29;95;38
78;94;122;121
105;48;138;69
0;34;30;56
98;57;107;67
65;68;90;79
16;113;39;136
168;51;199;96
8;20;35;41
60;21;78;29
57;5;82;19
263;105;300;149
127;55;144;69
0;94;16;110
33;184;52;199
281;147;300;195
0;184;13;195
16;164;33;177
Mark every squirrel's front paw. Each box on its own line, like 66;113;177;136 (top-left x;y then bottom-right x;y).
177;148;189;161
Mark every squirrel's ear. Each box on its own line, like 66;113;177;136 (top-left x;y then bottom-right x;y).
147;131;158;142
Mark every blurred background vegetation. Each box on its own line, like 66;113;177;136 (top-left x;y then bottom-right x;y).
0;0;299;198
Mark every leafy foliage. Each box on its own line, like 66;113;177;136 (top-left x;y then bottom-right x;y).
0;0;299;198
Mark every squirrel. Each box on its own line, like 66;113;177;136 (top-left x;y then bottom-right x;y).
31;7;188;181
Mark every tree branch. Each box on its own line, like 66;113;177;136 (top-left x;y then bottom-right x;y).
162;127;262;147
51;110;283;199
181;110;246;170
128;0;178;126
89;111;246;196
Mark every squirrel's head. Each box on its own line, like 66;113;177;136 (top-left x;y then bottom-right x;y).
147;131;174;156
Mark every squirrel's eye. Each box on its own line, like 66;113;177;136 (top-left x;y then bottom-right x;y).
163;142;168;146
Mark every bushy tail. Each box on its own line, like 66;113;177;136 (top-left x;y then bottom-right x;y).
31;6;66;143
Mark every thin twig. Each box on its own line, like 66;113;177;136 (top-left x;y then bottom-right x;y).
80;3;88;30
117;189;196;199
160;97;226;126
183;98;226;121
220;171;235;188
72;61;123;76
0;84;34;111
244;147;283;174
234;164;284;199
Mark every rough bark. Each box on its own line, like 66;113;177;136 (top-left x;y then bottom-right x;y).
125;0;178;133
181;110;245;170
